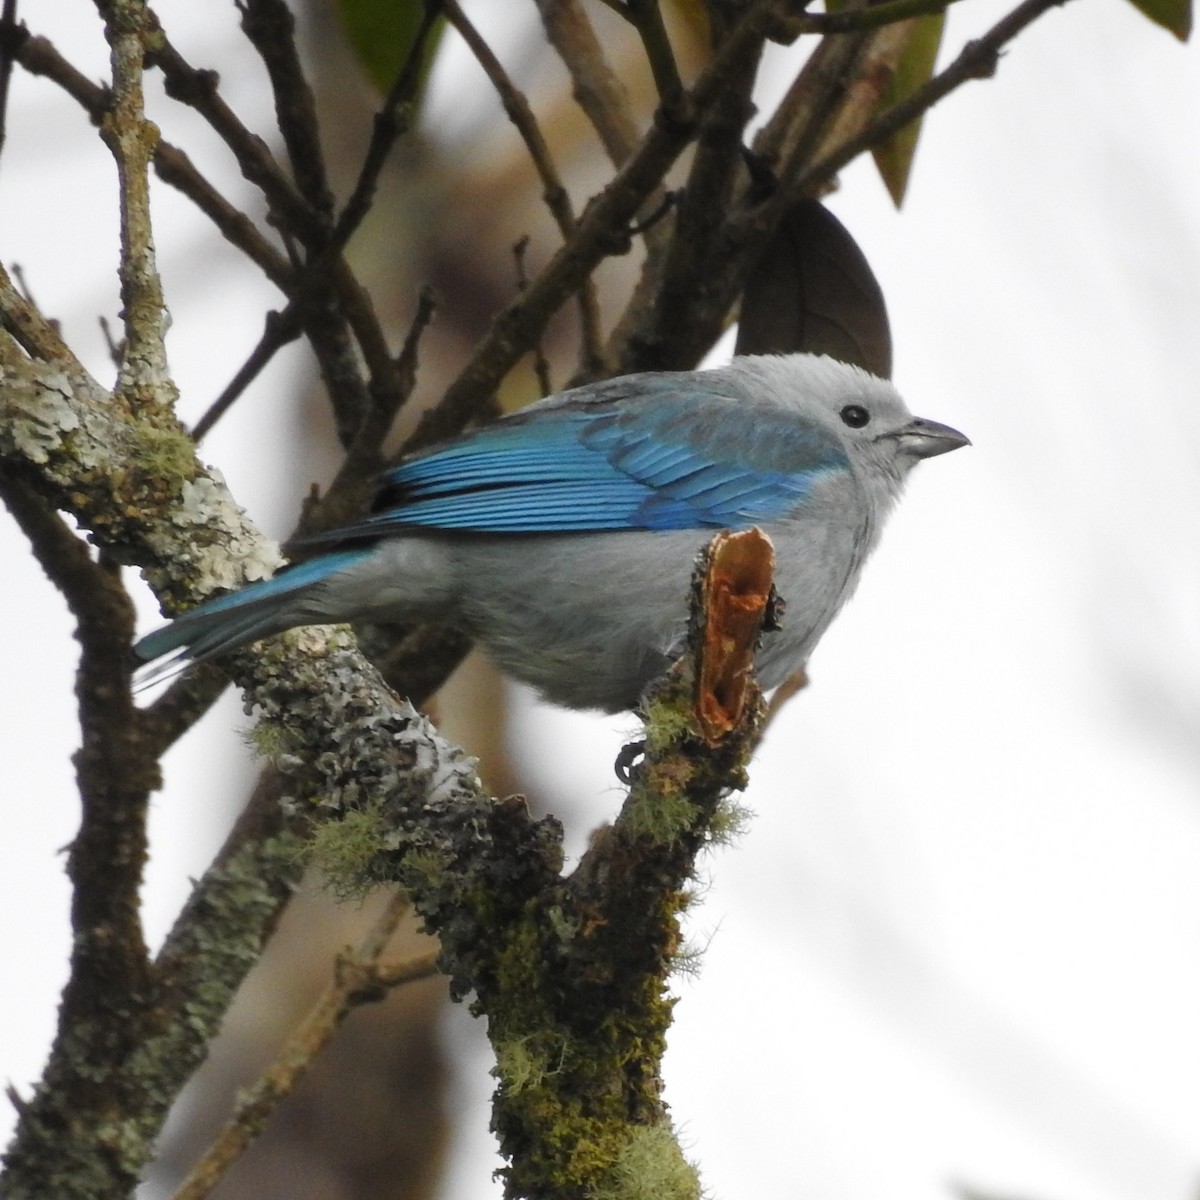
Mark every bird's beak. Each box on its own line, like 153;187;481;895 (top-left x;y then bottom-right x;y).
892;416;971;460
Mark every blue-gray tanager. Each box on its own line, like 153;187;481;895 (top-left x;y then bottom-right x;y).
135;354;968;711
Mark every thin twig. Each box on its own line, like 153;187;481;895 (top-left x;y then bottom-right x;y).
783;0;962;35
137;667;230;758
0;0;20;175
758;666;808;739
170;891;437;1200
148;21;328;243
531;0;676;381
534;0;641;166
0;249;75;361
395;285;436;392
749;27;872;180
12;26;385;442
238;0;335;218
9;32;297;289
153;140;296;287
406;0;786;452
147;20;377;442
789;0;1069;195
442;0;605;372
626;0;685;115
327;2;440;250
192;6;439;444
316;285;439;526
513;236;554;396
626;4;772;372
191;306;302;442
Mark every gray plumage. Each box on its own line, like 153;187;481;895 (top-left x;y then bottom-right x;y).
135;354;968;711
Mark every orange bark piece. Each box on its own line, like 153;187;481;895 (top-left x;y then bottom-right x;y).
695;528;775;743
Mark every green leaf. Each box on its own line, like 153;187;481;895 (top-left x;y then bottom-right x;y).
335;0;444;95
1124;0;1192;40
870;12;945;207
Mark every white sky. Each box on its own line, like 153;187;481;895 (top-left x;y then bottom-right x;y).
2;2;1199;1199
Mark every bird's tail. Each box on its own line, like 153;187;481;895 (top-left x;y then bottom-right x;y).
133;547;373;687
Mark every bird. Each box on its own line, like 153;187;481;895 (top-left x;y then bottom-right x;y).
134;354;969;712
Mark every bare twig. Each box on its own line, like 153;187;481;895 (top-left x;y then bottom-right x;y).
0;0;20;175
406;0;787;452
95;0;174;403
443;0;605;372
311;284;440;535
626;0;685;114
327;2;440;250
759;666;809;738
154;140;297;287
148;23;328;243
338;284;438;484
623;4;774;372
189;4;439;444
191;307;302;442
170;891;435;1200
0;253;76;361
534;0;641;165
137;667;230;758
532;0;675;374
148;21;378;442
9;32;297;290
394;285;436;396
782;0;962;35
513;235;554;396
787;0;1071;195
238;0;335;218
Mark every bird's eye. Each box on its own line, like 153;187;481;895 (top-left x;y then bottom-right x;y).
840;404;870;429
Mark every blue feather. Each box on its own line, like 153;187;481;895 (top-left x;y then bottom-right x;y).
133;547;373;665
306;388;850;540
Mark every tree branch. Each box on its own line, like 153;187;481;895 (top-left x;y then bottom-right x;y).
626;0;686;114
534;0;642;165
443;0;606;374
96;0;175;405
237;0;335;220
170;891;436;1200
405;0;788;452
788;0;1072;195
783;0;963;34
0;0;19;175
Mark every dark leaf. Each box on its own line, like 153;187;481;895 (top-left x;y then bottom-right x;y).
1124;0;1192;39
735;199;892;378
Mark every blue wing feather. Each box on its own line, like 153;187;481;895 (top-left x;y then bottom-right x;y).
310;382;850;540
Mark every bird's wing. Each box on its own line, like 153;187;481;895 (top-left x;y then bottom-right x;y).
312;383;850;539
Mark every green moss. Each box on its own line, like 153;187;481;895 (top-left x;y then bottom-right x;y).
595;1123;701;1200
132;422;196;484
641;692;695;755
494;1034;560;1094
622;783;696;844
309;805;394;900
241;718;300;763
707;797;754;847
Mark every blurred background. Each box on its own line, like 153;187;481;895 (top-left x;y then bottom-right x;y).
2;2;1198;1198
